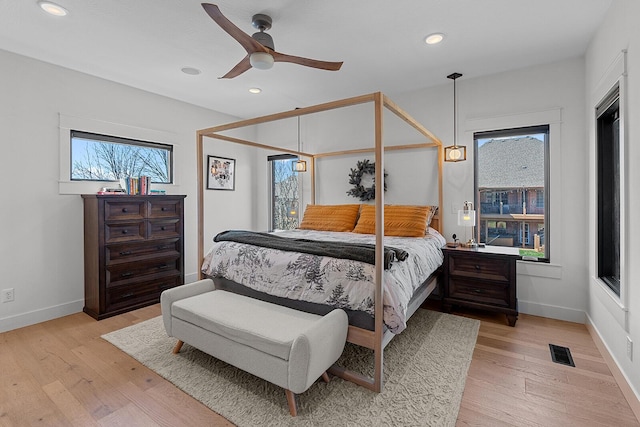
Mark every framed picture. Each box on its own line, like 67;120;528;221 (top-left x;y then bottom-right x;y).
207;155;235;190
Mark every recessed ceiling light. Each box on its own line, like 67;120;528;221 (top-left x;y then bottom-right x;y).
425;33;445;45
249;87;262;94
181;67;201;75
38;1;68;17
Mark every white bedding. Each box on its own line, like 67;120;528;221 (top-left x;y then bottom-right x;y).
201;228;445;333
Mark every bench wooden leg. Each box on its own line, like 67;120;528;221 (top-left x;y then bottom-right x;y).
285;389;297;416
172;340;184;354
321;371;330;383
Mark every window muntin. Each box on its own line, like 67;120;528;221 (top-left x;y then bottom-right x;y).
474;125;549;260
70;130;172;183
268;154;300;231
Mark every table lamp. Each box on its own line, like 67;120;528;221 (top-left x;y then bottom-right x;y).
457;201;477;248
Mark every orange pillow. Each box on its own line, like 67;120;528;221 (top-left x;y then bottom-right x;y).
353;205;431;237
298;204;361;232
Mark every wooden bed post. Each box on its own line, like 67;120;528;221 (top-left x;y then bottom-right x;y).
373;92;385;393
197;131;204;280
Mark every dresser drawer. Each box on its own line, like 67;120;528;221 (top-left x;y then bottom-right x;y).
104;200;146;220
104;221;146;243
448;277;510;307
448;254;511;283
148;219;181;239
106;255;181;286
106;238;180;263
149;199;182;218
106;276;180;311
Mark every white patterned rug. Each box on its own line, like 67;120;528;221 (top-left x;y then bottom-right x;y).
102;309;479;426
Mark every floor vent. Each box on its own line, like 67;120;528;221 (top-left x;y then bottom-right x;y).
549;344;575;367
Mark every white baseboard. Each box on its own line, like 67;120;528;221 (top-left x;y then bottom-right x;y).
586;314;640;421
0;300;84;333
518;299;586;324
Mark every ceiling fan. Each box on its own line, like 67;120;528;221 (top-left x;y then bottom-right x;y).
202;3;343;79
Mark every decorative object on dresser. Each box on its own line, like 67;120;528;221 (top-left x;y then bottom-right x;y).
81;194;186;320
442;245;521;326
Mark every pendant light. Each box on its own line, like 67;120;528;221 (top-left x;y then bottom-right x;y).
292;113;307;172
444;72;466;162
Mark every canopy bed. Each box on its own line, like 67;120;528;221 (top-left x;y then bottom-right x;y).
196;92;444;393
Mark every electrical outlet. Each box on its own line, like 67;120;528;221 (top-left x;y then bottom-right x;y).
627;336;633;361
1;288;15;303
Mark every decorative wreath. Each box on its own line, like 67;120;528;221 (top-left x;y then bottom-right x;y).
346;159;388;201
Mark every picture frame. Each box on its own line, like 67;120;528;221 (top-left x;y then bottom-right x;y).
207;155;235;190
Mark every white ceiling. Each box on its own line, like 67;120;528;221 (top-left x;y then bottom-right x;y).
1;0;612;119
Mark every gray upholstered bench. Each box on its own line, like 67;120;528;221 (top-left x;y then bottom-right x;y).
160;278;348;416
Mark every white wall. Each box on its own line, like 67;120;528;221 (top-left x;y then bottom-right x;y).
0;49;255;332
585;0;640;398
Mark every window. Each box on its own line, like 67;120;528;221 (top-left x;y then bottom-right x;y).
71;131;172;183
475;125;549;259
596;85;620;296
268;154;301;231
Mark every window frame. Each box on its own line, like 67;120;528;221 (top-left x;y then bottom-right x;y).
474;124;550;261
58;113;180;195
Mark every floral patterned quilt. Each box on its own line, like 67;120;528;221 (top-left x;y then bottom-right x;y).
201;228;446;334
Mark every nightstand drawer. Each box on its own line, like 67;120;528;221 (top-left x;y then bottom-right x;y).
448;254;511;282
448;278;510;307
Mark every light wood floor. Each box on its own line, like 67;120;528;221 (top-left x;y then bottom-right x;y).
1;304;638;426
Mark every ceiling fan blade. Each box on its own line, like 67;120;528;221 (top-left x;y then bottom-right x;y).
201;3;267;55
219;55;252;79
271;51;343;71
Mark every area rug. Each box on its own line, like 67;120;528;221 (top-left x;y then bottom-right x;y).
102;309;479;426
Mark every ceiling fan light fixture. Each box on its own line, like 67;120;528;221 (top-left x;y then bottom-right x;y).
38;1;68;16
425;33;445;45
250;52;274;70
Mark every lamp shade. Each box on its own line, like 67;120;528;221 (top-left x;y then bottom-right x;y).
292;159;307;172
250;52;274;70
445;145;467;162
457;209;476;227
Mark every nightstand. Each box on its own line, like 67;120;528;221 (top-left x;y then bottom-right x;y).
442;245;521;326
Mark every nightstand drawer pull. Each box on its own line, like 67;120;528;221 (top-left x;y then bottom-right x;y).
121;272;133;278
119;250;132;256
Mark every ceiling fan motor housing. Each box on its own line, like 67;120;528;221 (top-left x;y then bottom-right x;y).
252;31;274;50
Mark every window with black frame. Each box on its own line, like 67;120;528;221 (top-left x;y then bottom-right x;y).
474;125;549;260
268;154;301;231
70;130;172;183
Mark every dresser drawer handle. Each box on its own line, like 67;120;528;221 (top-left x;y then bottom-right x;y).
122;229;128;234
122;208;128;213
119;250;132;255
120;292;134;298
161;207;167;211
159;264;170;269
473;288;483;293
161;226;166;231
157;245;170;250
121;272;133;277
475;265;481;270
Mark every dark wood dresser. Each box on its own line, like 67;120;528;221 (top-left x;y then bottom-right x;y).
442;245;521;326
82;194;186;320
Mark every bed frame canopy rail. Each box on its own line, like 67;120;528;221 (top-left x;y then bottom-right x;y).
196;91;444;393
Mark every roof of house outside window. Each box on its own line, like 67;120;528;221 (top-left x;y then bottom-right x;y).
478;137;544;188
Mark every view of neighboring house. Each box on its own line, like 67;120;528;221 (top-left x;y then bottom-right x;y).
477;136;545;253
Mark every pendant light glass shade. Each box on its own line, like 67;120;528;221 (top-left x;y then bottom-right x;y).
444;72;466;162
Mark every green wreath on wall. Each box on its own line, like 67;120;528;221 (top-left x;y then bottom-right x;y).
346;159;388;201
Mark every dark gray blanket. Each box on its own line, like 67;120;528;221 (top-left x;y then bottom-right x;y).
214;230;408;270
